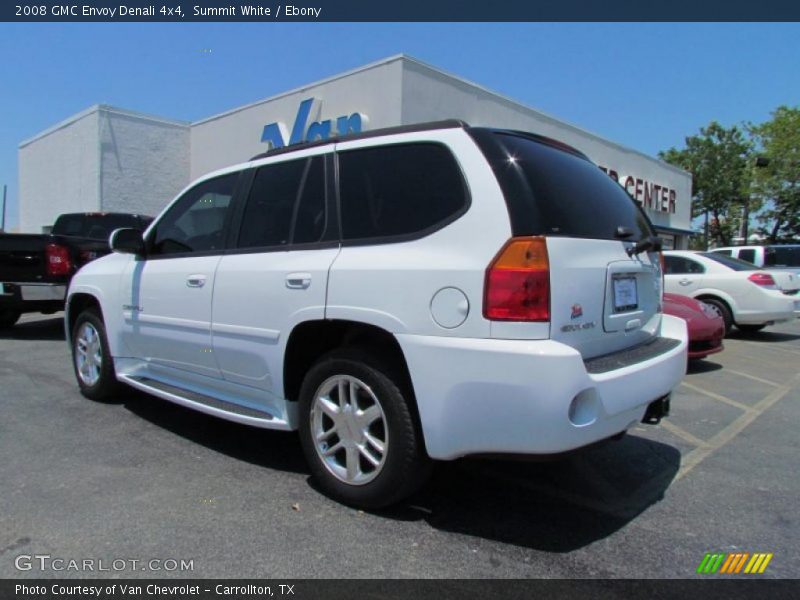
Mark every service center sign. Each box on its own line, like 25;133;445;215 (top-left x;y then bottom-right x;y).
599;166;677;215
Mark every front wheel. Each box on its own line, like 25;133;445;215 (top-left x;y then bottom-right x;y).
702;298;733;336
298;348;431;508
71;309;122;401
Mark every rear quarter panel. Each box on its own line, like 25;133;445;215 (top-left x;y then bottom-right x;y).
326;129;510;338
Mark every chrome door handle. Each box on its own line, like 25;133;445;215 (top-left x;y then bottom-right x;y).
186;275;206;288
286;273;311;289
679;279;692;286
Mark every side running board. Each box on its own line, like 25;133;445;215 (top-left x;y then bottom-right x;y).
119;375;291;431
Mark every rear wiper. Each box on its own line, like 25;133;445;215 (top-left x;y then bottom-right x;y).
626;236;663;257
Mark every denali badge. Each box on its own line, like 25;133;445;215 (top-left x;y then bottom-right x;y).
571;304;583;319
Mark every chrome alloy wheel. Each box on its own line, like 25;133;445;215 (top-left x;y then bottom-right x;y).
310;374;389;486
75;322;103;386
704;302;724;320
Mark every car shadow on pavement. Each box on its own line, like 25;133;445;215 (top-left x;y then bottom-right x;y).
728;330;800;343
123;391;309;475
121;389;680;553
0;316;65;341
382;434;681;553
687;359;723;374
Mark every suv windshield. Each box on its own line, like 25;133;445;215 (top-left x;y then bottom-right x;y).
469;129;654;241
700;252;758;271
53;213;151;240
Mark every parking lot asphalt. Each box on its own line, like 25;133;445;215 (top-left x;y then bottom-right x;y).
1;314;798;579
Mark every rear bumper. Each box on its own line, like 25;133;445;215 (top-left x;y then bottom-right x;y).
736;291;797;325
0;282;66;312
397;314;688;460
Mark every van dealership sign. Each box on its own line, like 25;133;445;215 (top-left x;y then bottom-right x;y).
260;98;367;149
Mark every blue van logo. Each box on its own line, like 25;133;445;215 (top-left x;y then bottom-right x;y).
260;98;367;150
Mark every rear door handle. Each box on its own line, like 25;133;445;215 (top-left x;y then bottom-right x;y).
286;273;311;289
679;278;692;286
186;275;207;288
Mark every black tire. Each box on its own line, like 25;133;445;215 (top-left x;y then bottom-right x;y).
737;324;766;334
701;298;732;336
0;309;21;329
70;308;123;401
298;348;431;508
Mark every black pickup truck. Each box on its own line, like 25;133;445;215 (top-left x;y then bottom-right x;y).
0;212;152;328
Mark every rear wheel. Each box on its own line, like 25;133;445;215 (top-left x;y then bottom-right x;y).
71;309;122;401
701;298;732;336
737;324;766;334
0;309;21;329
298;348;431;508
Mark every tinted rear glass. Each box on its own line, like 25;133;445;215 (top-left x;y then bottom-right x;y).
700;252;757;271
664;255;705;275
738;248;756;263
237;156;327;249
469;130;654;241
52;214;150;239
766;246;800;267
338;143;468;241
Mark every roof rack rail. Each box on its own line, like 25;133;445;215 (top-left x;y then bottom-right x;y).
249;119;469;161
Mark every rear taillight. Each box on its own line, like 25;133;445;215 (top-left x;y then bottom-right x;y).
484;236;550;321
748;272;777;289
45;243;72;276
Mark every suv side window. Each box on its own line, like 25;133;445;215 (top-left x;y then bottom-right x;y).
664;255;705;275
712;249;732;257
338;143;468;242
237;156;326;249
738;248;756;264
150;173;239;256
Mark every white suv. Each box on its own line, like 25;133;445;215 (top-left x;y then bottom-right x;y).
66;121;688;507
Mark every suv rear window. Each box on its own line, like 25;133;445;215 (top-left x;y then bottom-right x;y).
469;129;654;241
765;246;800;267
52;213;151;239
338;143;468;242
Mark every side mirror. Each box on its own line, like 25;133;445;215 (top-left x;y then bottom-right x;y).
110;228;146;256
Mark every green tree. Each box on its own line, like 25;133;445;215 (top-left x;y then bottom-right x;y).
749;106;800;243
659;122;753;248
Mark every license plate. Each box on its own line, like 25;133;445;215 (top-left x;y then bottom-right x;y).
613;276;638;312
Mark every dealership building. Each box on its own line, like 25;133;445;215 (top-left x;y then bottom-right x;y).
18;54;692;248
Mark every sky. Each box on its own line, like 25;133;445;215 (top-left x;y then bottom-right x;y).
1;22;798;229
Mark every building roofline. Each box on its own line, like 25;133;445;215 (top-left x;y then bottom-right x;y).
19;104;189;149
399;56;691;178
192;54;410;126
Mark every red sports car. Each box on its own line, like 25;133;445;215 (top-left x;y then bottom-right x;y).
663;293;725;360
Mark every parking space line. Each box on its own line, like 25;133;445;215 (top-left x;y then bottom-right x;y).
659;420;709;448
731;339;800;357
674;372;800;481
722;369;781;388
680;381;753;413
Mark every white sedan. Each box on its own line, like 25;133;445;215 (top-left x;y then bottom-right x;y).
663;250;800;334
